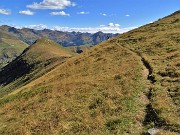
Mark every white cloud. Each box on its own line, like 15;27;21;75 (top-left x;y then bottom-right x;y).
107;23;121;28
125;14;130;17
100;24;106;27
52;23;137;34
26;24;48;30
27;0;76;10
108;22;115;27
9;23;137;34
0;9;11;15
100;13;107;16
12;25;23;29
77;11;89;15
50;11;70;16
10;24;47;30
19;10;34;15
115;24;120;27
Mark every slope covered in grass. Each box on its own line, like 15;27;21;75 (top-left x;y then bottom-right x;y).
66;45;91;54
113;10;180;133
0;11;179;135
0;38;74;97
0;39;146;134
0;30;27;68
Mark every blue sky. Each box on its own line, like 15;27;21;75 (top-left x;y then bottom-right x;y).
0;0;179;33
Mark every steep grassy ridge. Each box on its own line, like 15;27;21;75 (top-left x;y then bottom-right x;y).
0;38;74;97
0;40;146;134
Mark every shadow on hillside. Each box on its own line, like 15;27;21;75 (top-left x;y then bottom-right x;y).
141;58;156;83
0;55;32;86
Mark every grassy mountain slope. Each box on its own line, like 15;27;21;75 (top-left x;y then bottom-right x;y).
113;10;180;133
0;30;27;68
0;11;179;135
0;38;74;97
0;38;146;134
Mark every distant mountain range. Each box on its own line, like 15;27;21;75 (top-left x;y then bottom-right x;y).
0;25;118;68
0;25;119;46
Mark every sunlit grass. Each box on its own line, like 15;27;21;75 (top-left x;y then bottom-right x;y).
0;11;179;134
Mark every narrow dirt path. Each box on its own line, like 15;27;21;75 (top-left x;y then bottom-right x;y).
141;58;160;135
117;43;161;134
140;54;179;134
117;43;180;134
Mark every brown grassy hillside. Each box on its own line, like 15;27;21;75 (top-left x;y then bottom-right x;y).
66;45;91;54
0;11;179;135
113;10;180;133
0;40;146;134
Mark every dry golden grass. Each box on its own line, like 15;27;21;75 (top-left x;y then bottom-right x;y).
114;10;180;133
0;11;179;135
0;41;146;134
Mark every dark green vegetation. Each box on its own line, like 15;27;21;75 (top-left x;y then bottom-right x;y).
0;26;118;46
0;30;27;68
0;11;179;135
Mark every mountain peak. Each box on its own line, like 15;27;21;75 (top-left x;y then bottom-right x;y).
36;38;55;45
24;38;74;59
34;38;57;45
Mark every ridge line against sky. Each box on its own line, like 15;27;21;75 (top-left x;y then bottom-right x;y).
0;0;179;33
